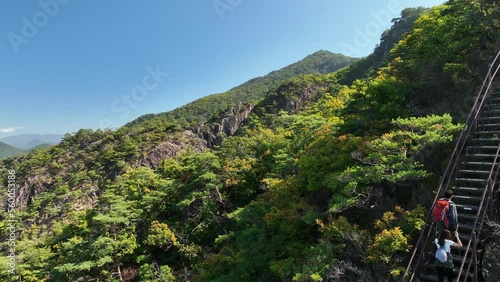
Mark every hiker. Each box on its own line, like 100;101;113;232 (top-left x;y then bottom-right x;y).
434;230;462;282
433;190;458;238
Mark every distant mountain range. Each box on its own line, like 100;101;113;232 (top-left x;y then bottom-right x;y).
0;134;64;158
0;141;25;158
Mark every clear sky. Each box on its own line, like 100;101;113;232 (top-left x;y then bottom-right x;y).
0;0;446;137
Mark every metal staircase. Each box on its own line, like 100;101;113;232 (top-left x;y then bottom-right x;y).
402;51;500;282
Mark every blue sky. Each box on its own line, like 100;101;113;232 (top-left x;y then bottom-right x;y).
0;0;445;137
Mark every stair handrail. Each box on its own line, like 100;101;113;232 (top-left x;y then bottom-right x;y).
402;50;500;282
457;143;500;281
444;51;500;192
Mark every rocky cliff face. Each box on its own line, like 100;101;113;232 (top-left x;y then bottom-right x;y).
6;103;255;215
133;85;318;169
253;78;327;118
372;7;430;66
3;76;324;227
11;158;100;221
195;103;255;148
272;83;321;114
192;82;322;148
134;130;207;169
134;103;256;169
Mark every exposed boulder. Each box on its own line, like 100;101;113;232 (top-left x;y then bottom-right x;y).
134;130;207;168
195;103;254;148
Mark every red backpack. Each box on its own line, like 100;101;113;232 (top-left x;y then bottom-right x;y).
432;199;450;226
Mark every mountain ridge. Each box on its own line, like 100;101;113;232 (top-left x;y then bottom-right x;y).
0;141;25;158
0;134;63;150
125;50;357;129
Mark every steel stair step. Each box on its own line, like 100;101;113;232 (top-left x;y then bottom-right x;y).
419;273;439;281
479;116;500;121
451;253;474;265
475;130;500;135
483;95;500;102
420;269;474;281
465;145;498;150
484;99;500;104
461;161;497;167
464;153;500;160
472;139;500;144
478;123;500;128
453;186;485;194
456;222;479;232
484;102;500;107
482;104;500;109
466;145;499;150
483;108;500;113
458;212;478;222
458;169;491;175
481;109;500;115
478;124;500;128
455;177;488;183
471;138;500;143
455;244;483;253
465;146;499;155
453;195;483;202
449;233;474;247
455;204;480;212
454;182;488;188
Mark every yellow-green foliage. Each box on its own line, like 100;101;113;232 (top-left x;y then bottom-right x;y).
144;221;178;249
1;1;498;281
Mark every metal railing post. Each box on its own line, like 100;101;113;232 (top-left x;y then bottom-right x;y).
473;232;478;282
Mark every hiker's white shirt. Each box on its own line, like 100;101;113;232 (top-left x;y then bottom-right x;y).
434;238;454;252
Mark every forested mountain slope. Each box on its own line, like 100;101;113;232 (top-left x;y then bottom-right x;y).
0;141;24;159
126;50;357;128
1;1;499;281
334;7;431;85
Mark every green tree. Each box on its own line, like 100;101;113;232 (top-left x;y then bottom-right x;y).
337;114;462;211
